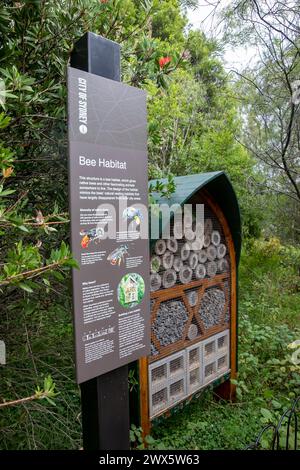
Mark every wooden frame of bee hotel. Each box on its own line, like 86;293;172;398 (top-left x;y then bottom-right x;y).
136;172;241;433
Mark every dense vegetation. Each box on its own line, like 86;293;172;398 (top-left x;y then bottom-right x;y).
0;0;299;450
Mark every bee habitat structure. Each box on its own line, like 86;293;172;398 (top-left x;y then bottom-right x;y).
137;172;241;433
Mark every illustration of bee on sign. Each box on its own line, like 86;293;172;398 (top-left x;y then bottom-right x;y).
107;244;129;266
122;207;143;226
80;227;105;248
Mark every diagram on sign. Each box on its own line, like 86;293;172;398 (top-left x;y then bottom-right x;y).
107;244;129;266
123;206;143;226
117;273;145;308
80;227;105;248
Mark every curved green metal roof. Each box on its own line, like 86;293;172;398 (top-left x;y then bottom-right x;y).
149;171;242;264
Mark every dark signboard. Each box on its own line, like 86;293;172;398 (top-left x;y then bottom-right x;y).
68;66;150;383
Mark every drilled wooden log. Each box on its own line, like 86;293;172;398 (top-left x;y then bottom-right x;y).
173;255;183;272
206;244;217;261
155;239;166;255
150;273;161;292
203;234;211;248
206;260;217;277
189;252;198;269
187;323;198;341
162;269;177;288
167;237;178;253
184;210;193;227
211;230;221;246
150;255;161;273
198;249;207;264
195;263;206;279
186;289;198;307
162;250;174;270
180;243;190;261
179;265;193;284
217;243;227;259
217;258;229;273
185;227;196;241
190;237;203;252
204;218;213;236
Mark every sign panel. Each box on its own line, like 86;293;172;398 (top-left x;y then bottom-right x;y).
68;67;150;383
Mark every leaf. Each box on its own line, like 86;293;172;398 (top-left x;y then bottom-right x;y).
260;408;273;421
19;282;34;293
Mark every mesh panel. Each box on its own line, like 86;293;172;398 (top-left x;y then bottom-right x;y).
151;363;167;384
189;348;200;367
198;287;225;330
169;356;184;377
152;388;168;411
170;379;185;401
204;340;215;358
152;299;188;347
189;369;200;387
218;334;227;351
217;355;227;371
205;362;216;379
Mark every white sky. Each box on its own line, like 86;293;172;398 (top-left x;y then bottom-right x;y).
187;1;257;72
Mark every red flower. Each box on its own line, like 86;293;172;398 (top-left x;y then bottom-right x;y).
159;56;171;69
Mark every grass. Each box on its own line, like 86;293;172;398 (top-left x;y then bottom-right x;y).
1;238;300;449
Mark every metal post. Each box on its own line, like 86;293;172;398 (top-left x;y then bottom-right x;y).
70;32;130;451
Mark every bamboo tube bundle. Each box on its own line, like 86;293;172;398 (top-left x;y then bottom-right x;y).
206;260;217;277
184;210;193;227
188;252;198;270
187;323;198;341
186;290;198;307
150;255;161;273
162;250;174;270
150;273;162;292
185;227;196;241
173;255;183;272
190;237;203;252
203;234;211;248
211;230;221;246
204;218;213;236
217;258;229;273
180;243;190;261
198;249;207;264
162;269;177;289
195;263;206;279
179;265;193;284
155;239;166;255
217;243;227;259
167;237;178;253
206;244;217;261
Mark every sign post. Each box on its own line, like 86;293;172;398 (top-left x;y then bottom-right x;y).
68;32;150;450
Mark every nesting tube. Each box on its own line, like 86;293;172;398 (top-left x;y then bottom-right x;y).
187;323;198;341
190;237;203;252
155;239;166;255
189;252;198;270
179;265;193;284
173;256;183;272
203;234;211;248
150;255;161;273
211;230;221;246
204;218;213;236
195;263;206;279
150;273;161;292
180;243;190;261
198;249;207;264
217;243;227;259
206;261;217;277
207;244;217;261
185;227;196;241
167;237;178;253
162;269;177;289
162;250;174;270
186;290;198;307
217;258;229;273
